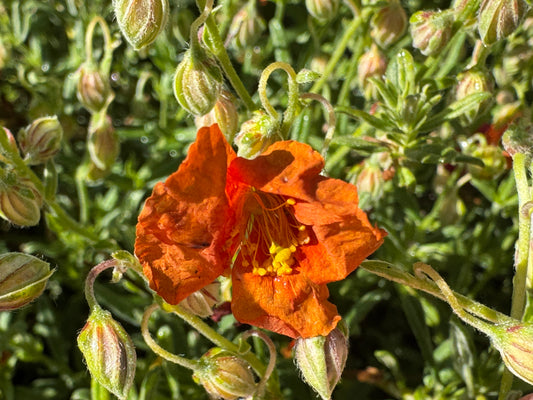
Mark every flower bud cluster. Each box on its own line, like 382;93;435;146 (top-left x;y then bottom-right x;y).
478;0;527;45
371;0;408;48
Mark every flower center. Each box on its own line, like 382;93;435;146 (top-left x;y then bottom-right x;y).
240;190;309;277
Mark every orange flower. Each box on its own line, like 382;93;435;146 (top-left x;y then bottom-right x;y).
135;125;386;338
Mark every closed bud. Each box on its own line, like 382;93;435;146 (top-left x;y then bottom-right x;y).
355;160;385;205
358;44;387;96
455;69;494;123
77;63;113;113
88;115;119;171
173;49;223;116
410;10;454;56
234;110;279;159
305;0;340;21
228;4;266;52
77;307;136;400
195;91;239;142
113;0;169;50
0;127;19;164
0;172;43;226
294;323;349;400
18;116;63;165
0;252;54;311
490;323;533;385
502;118;533;157
371;0;408;48
193;348;256;400
478;0;527;45
179;281;220;318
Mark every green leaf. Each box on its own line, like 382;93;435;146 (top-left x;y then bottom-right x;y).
336;107;393;131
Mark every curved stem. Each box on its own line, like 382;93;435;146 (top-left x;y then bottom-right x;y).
161;301;266;376
360;260;511;325
241;330;276;398
141;304;199;370
85;16;114;76
413;263;495;335
190;0;214;51
258;62;299;138
300;93;336;157
84;259;118;311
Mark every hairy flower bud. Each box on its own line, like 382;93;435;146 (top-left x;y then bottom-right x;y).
88;115;119;171
179;281;220;318
0;127;19;164
455;69;494;123
234;110;279;159
228;4;266;52
0;173;43;226
77;63;113;113
0;253;54;311
502;118;533;156
195;91;239;142
371;0;408;48
478;0;527;45
490;323;533;385
193;348;256;400
305;0;339;21
173;49;224;116
410;10;454;56
294;323;349;400
18;116;63;165
77;308;136;400
113;0;169;50
461;134;507;180
358;45;387;96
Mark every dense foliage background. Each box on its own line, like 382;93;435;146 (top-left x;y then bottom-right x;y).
1;0;532;398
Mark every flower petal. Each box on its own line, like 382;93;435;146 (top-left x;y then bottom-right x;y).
227;140;324;202
231;261;341;338
135;125;236;304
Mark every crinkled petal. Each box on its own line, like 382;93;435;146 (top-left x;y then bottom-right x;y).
231;260;341;338
135;125;236;304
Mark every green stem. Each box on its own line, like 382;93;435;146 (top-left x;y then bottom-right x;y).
310;12;367;93
360;260;511;325
85;16;114;76
141;304;199;370
161;301;266;376
189;0;214;51
300;93;336;157
498;153;532;399
196;0;257;111
84;259;118;311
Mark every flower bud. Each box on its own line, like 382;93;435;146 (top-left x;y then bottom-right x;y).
0;252;54;311
179;281;220;318
234;110;279;159
77;307;136;400
455;69;494;123
77;63;113;113
18;116;63;165
88;115;119;171
502;118;533;157
0;173;43;226
490;323;533;386
478;0;527;45
0;127;19;164
193;348;256;400
410;10;454;56
305;0;340;21
294;323;349;400
195;91;239;142
371;0;408;48
173;49;224;116
227;4;266;52
113;0;169;50
358;44;387;96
